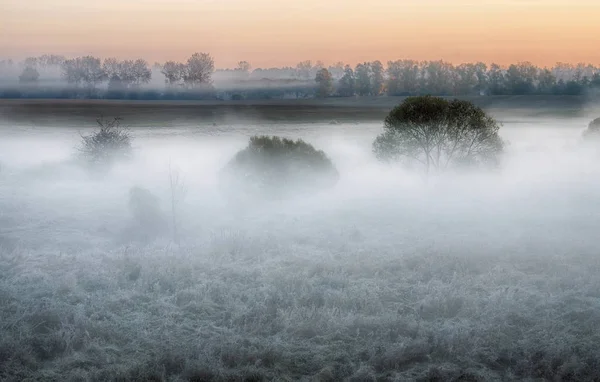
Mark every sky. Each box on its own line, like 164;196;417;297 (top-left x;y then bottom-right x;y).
1;0;600;68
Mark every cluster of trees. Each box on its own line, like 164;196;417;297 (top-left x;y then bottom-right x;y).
0;53;215;99
316;60;600;98
1;54;600;100
160;53;215;88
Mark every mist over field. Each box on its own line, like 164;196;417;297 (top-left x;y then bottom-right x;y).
2;100;600;381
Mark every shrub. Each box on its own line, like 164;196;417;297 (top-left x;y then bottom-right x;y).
77;117;132;169
219;135;339;202
583;117;600;140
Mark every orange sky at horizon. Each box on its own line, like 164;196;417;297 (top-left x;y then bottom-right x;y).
1;0;599;68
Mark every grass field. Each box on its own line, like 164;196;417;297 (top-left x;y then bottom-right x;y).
1;97;600;381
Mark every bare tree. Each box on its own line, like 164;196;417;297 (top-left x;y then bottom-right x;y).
131;59;151;88
296;60;312;80
78;116;133;171
183;53;215;88
161;61;185;87
62;56;106;93
102;58;121;79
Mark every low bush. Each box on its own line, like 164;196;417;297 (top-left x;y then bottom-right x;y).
218;135;339;202
77;117;132;170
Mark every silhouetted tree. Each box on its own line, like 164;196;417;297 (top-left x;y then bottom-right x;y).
591;73;600;89
562;80;585;95
373;96;504;175
22;57;39;68
37;54;65;67
386;60;421;95
296;60;312;80
130;59;151;88
315;68;334;98
338;65;356;97
355;63;372;96
183;53;215;88
487;63;506;95
19;66;39;86
537;68;557;94
505;62;537;95
370;61;385;96
62;56;106;94
161;61;186;87
473;62;488;94
329;61;345;79
237;61;251;74
421;60;455;95
102;58;121;79
78;117;132;169
455;63;479;95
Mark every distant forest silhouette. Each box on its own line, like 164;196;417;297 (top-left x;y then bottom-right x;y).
1;53;599;101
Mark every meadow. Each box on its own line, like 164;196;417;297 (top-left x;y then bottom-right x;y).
1;97;600;381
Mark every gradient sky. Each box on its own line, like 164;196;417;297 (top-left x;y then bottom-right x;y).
1;0;599;68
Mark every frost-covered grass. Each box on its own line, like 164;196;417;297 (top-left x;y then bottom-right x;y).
1;116;600;381
2;179;600;381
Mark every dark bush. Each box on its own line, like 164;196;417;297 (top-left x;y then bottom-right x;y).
77;117;132;170
219;135;339;202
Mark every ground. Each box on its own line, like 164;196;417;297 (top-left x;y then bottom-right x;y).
1;97;600;381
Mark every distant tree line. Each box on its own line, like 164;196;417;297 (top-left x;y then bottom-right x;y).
316;60;600;98
1;54;599;100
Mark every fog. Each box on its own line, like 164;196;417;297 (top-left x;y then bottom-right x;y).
2;115;598;230
2;108;600;380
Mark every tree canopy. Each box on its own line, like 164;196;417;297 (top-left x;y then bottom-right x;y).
3;54;600;100
373;96;504;174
